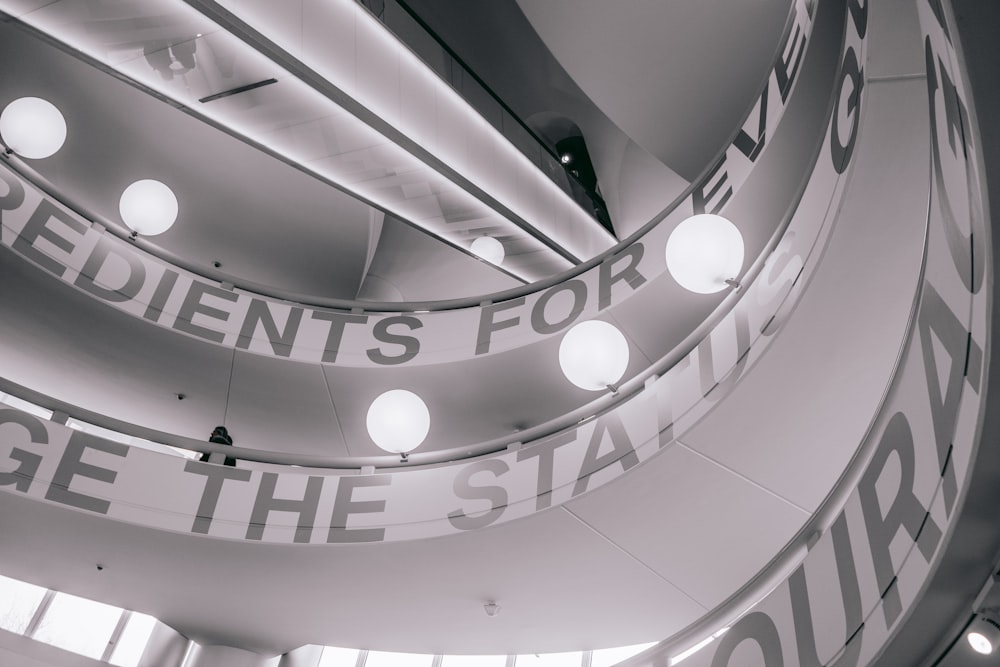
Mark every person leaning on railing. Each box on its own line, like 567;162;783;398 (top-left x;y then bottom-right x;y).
198;425;237;466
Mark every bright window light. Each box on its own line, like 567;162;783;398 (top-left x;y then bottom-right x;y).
65;418;197;459
0;575;47;634
319;646;361;667
591;643;657;667
110;612;157;667
441;655;508;667
669;628;728;665
515;652;583;667
32;591;124;659
0;393;53;420
364;651;434;667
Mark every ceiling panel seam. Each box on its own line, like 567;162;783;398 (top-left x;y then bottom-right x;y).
320;365;352;458
674;440;811;514
559;505;709;612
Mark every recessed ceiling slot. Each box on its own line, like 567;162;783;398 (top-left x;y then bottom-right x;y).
199;78;278;103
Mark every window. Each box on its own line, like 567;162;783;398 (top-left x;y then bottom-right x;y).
110;612;158;667
591;643;657;667
515;652;582;667
319;645;361;667
365;650;435;667
442;655;507;667
31;591;123;659
0;575;47;634
65;417;197;459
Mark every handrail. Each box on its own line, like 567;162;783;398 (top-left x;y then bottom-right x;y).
639;159;933;667
355;0;610;228
0;0;821;471
0;0;799;313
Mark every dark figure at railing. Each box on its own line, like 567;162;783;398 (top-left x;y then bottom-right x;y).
199;426;236;466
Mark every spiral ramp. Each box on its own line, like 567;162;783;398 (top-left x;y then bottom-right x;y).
0;0;995;666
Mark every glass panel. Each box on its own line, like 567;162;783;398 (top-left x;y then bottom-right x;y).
441;655;507;667
515;653;582;667
319;646;361;667
365;650;435;667
65;417;197;459
32;591;124;659
0;392;53;420
0;575;47;634
110;612;158;667
591;643;657;667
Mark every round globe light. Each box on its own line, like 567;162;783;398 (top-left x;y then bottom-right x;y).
559;319;630;391
0;97;67;159
366;389;430;454
665;214;745;294
471;235;505;265
119;179;179;236
968;631;994;655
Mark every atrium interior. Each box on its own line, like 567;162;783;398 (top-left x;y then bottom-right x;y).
1;1;999;667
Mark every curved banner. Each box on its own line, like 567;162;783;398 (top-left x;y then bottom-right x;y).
0;0;864;545
655;3;991;666
0;0;815;369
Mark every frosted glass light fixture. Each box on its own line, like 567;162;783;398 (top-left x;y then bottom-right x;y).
119;179;178;237
0;97;67;159
471;235;505;265
968;617;1000;655
366;389;430;457
559;320;629;391
665;214;744;293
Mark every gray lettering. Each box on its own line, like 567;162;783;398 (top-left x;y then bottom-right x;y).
475;298;525;355
831;47;864;174
311;311;369;364
44;432;128;514
447;459;510;531
530;280;587;335
173;282;239;344
711;611;783;667
693;156;732;215
236;299;304;358
142;269;179;322
790;513;863;667
74;236;147;303
11;198;87;277
926;40;984;293
859;412;942;626
572;413;639;497
247;472;323;543
0;169;26;217
0;409;48;493
367;315;422;365
917;281;980;514
517;432;576;511
327;475;390;543
598;245;647;310
184;461;252;534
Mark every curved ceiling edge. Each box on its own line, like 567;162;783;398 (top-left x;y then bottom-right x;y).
0;0;824;374
0;6;891;543
617;3;992;665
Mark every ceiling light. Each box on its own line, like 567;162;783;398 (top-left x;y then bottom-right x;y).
665;214;745;294
366;389;430;457
119;179;179;237
560;153;572;164
559;320;630;391
968;616;1000;655
0;97;67;159
471;235;505;265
